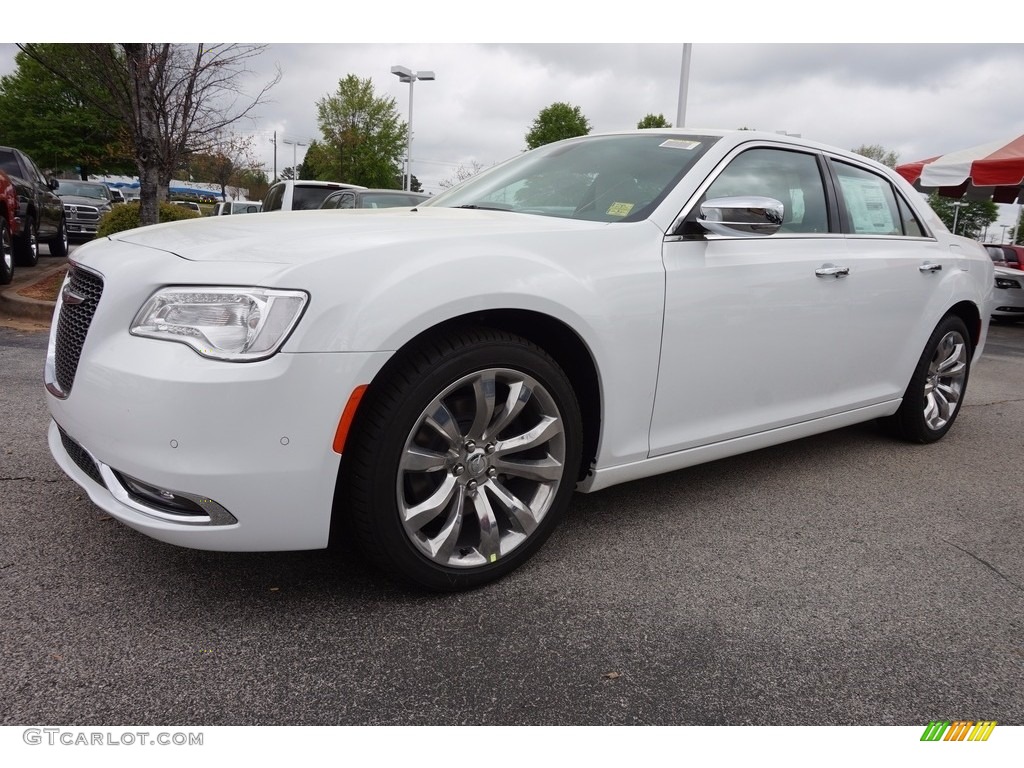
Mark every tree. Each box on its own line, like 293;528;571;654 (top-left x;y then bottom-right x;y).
190;133;258;201
927;193;998;240
234;168;270;202
439;160;485;190
525;102;591;149
0;45;132;178
399;174;423;193
852;144;900;168
637;113;671;129
18;44;279;226
314;75;408;188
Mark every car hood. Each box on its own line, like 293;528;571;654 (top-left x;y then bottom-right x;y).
107;207;607;264
59;194;111;207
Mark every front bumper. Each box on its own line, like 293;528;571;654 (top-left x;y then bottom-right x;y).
47;344;388;551
44;248;392;552
66;221;99;236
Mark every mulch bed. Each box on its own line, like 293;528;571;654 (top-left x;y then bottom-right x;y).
17;268;67;302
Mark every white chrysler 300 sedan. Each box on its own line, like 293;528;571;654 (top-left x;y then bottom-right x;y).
45;130;993;590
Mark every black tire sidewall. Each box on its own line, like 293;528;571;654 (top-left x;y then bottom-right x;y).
47;216;68;258
345;330;582;591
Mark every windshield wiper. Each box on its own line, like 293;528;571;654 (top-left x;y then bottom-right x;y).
453;204;512;212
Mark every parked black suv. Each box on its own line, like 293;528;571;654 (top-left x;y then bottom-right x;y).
0;145;68;265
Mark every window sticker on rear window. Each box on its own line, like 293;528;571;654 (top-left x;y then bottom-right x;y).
839;176;897;234
659;139;701;151
606;202;635;217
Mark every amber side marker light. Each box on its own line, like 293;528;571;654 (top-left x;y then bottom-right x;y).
333;385;368;454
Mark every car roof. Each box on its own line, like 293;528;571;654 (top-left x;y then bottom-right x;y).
276;179;367;190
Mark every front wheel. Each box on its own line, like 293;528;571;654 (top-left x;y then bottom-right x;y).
13;215;37;267
340;327;582;591
885;315;972;443
0;217;13;285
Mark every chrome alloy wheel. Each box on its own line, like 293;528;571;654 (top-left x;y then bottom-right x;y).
922;330;967;431
396;368;567;569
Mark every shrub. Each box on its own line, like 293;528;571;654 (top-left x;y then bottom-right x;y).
96;201;201;238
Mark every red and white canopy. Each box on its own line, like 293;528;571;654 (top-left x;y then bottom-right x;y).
896;133;1024;203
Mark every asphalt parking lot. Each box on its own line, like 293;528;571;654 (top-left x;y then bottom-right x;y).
1;283;1022;726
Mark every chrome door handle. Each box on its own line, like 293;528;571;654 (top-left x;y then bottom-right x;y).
919;263;943;273
815;264;850;278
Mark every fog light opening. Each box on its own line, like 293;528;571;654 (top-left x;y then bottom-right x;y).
113;471;207;517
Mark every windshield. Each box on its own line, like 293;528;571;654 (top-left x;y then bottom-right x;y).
424;133;718;222
58;181;111;200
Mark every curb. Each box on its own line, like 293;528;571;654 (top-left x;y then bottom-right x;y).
0;258;68;322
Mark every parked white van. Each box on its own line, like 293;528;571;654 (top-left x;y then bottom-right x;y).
212;201;262;216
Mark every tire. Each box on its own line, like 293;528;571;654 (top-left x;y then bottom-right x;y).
0;217;13;285
13;215;37;267
47;216;68;258
340;327;583;591
885;315;972;443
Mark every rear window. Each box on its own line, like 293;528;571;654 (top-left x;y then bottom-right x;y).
293;185;341;210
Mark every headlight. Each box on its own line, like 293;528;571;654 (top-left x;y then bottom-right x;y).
995;277;1021;290
130;287;308;361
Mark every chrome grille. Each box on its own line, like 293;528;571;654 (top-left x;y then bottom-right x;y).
54;265;103;394
57;426;104;487
64;204;100;222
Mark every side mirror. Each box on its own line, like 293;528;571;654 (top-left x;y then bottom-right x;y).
698;195;784;237
48;177;60;190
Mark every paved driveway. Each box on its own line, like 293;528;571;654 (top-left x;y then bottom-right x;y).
1;321;1022;726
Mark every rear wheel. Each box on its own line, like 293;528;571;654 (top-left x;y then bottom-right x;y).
886;315;971;443
47;216;68;257
0;217;13;285
13;215;37;267
340;327;582;591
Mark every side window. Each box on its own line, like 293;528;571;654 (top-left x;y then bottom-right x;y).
703;148;829;234
832;161;917;236
27;156;47;185
339;193;356;209
263;184;284;212
895;194;926;237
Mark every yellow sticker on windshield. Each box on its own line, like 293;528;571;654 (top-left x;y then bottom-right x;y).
606;202;635;217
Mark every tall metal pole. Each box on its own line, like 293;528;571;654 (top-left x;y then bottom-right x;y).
282;139;306;180
405;79;415;191
675;43;692;128
392;66;434;192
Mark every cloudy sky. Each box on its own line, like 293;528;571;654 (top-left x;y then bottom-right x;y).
2;16;1022;231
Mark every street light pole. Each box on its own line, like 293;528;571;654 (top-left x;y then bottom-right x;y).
951;201;965;235
282;139;306;180
676;43;692;128
391;65;435;191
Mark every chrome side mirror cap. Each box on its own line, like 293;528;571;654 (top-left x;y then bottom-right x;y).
698;195;784;237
